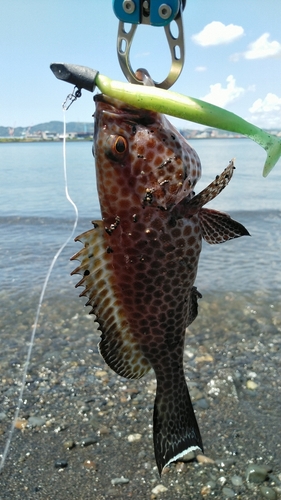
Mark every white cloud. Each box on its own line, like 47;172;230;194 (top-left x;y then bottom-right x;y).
201;75;245;107
249;93;281;128
249;93;281;114
244;33;281;59
195;66;207;72
192;21;244;47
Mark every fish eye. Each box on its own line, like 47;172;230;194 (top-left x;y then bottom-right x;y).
114;136;127;154
105;135;128;162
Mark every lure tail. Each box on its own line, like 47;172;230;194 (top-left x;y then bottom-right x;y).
262;136;281;177
153;370;203;475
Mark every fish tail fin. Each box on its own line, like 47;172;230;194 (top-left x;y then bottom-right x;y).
153;373;203;475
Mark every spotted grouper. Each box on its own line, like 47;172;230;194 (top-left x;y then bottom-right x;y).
71;93;249;474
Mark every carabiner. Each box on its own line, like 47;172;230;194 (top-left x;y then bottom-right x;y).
113;0;184;26
113;0;186;89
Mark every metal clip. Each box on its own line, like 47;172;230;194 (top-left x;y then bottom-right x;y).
115;0;185;89
62;86;82;110
113;0;184;26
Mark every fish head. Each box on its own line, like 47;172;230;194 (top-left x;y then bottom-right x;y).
93;94;201;218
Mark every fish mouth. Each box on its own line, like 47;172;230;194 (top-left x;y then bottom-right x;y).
94;93;118;106
94;93;156;124
94;94;127;117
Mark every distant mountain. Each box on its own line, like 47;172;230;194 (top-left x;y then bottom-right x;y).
1;121;280;140
0;121;94;138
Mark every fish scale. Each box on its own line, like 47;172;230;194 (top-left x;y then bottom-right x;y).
71;93;249;474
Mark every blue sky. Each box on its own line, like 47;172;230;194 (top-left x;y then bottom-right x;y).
1;0;281;130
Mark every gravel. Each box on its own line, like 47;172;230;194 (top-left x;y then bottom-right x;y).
0;291;280;499
246;464;272;484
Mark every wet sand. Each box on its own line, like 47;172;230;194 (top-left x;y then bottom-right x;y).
0;291;280;499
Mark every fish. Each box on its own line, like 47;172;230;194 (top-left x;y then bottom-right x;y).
70;92;249;474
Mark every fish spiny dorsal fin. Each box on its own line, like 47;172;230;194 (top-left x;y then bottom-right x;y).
71;221;151;379
199;209;250;244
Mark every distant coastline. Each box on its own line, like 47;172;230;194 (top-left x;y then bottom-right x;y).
0;135;248;143
0;137;93;143
1;120;280;143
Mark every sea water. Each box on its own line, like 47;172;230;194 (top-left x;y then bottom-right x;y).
1;139;280;298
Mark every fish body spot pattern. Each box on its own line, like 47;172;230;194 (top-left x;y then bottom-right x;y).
71;93;249;474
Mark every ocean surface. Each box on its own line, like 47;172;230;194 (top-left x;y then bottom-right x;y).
1;139;281;299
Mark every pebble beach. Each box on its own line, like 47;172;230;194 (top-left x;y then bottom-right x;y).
0;288;280;499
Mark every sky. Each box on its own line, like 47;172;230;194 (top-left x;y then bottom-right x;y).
1;0;281;130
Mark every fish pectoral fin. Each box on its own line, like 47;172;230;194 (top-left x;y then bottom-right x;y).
187;160;236;211
173;161;236;219
199;208;250;244
71;221;151;380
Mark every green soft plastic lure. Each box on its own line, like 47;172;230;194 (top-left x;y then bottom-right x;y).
95;74;281;177
50;63;281;177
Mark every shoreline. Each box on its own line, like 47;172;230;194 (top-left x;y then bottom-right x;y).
0;137;93;143
0;136;250;144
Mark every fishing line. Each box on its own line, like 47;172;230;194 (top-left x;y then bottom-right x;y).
0;110;79;472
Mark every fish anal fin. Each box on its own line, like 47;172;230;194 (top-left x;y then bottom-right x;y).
199;208;250;244
70;221;151;380
186;286;202;327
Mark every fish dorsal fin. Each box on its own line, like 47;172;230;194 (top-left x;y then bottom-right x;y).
71;221;151;379
199;208;250;244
